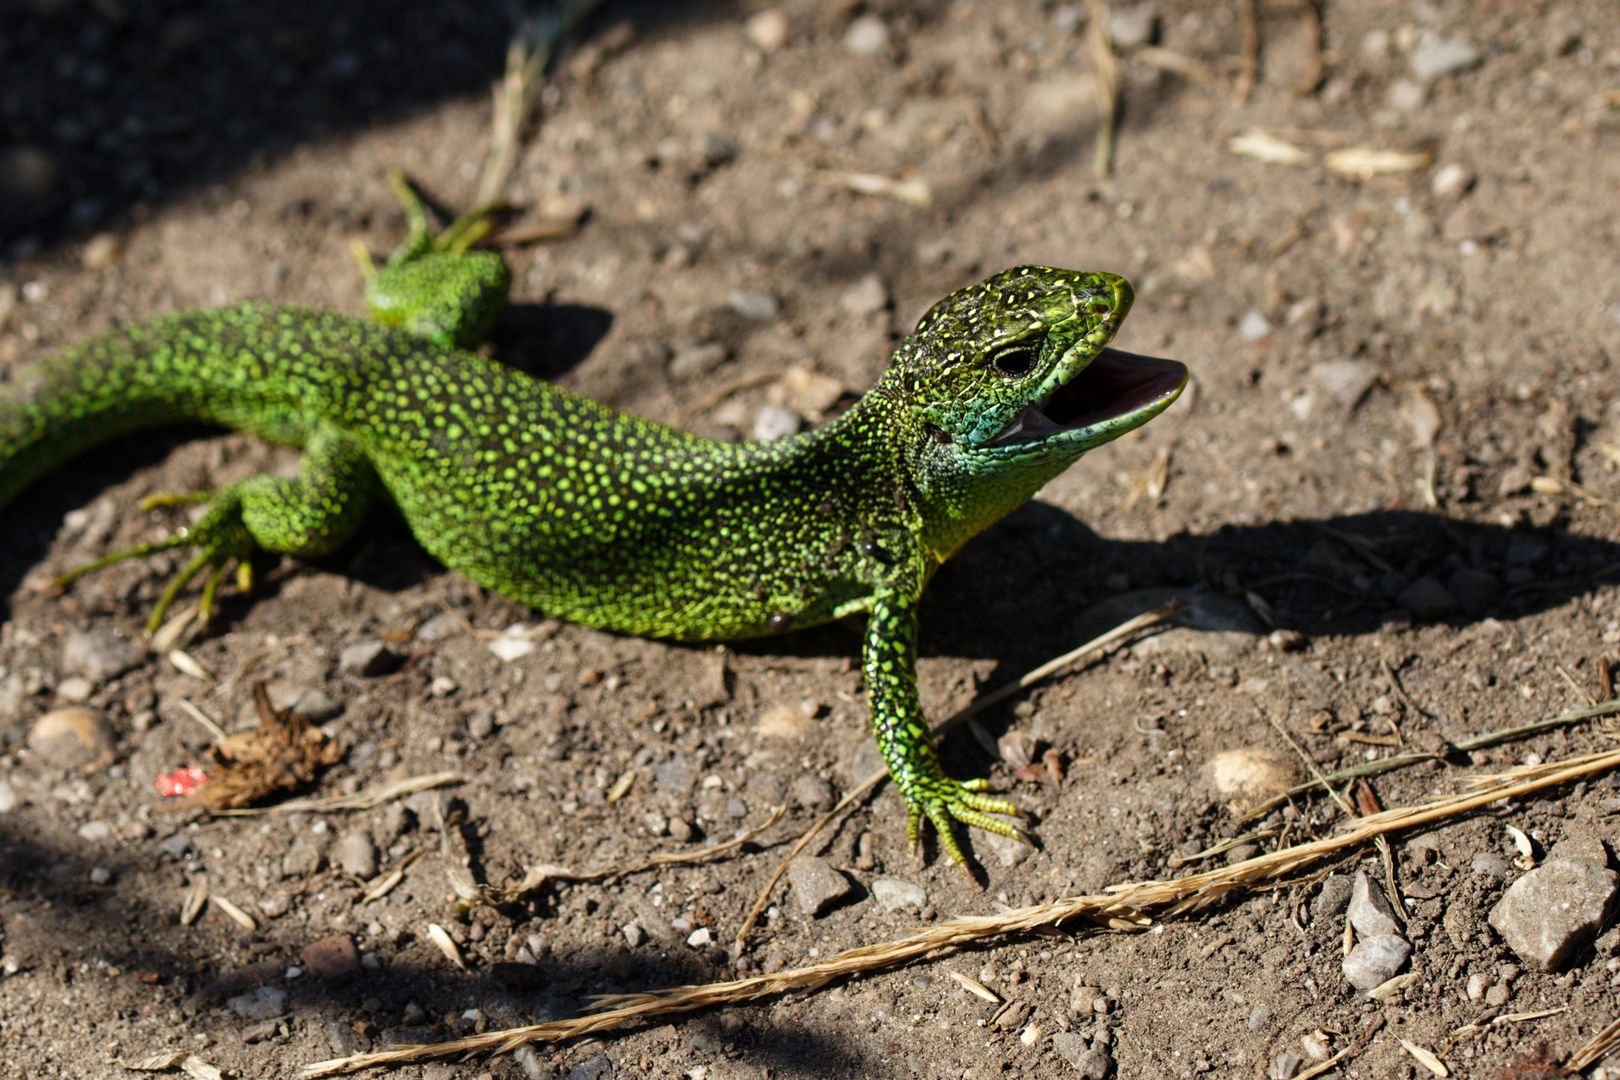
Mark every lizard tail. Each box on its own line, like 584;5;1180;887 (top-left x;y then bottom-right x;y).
0;304;330;513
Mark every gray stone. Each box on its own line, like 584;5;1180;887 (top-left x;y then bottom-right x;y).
870;877;927;912
1313;874;1353;919
1488;857;1620;970
1108;3;1157;49
513;1044;550;1080
61;629;144;684
669;341;727;379
1341;933;1411;991
844;736;885;787
289;689;342;722
1247;1005;1271;1033
1398;577;1458;621
1472;852;1509;880
1270;1052;1305;1080
335;831;378;880
565;1054;611;1080
654;753;692;792
697;131;737;169
159;832;191;857
725;796;749;819
1074;588;1263;662
227;985;288;1020
0;780;15;814
791;773;834;811
1348;872;1403;938
325;1019;370;1057
1411;38;1482;81
338;640;401;677
752;404;801;442
282;840;323;879
1053;1031;1087;1070
1074;1048;1113;1079
728;290;777;320
1310;359;1382;409
621;923;644;948
788;856;852;916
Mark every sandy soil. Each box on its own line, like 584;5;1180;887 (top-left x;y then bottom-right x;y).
3;1;1620;1078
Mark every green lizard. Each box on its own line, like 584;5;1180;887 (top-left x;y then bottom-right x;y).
0;177;1186;866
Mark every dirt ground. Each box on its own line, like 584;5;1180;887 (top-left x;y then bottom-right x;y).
3;1;1620;1077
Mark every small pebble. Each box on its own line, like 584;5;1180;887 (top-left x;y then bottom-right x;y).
1431;163;1474;199
77;820;112;842
1347;872;1403;938
80;232;123;270
870;877;927;912
844;14;890;57
0;780;16;814
669;341;728;379
28;707;114;771
1270;1051;1305;1080
336;831;378;880
622;923;645;948
787;855;852;916
790;773;833;811
1108;3;1157;48
56;676;92;703
745;9;789;52
338;640;401;677
752;405;801;442
1238;310;1271;340
300;934;360;979
1342;933;1412;991
61;628;144;683
1410;37;1482;80
228;985;288;1020
838;274;889;317
727;290;777;320
1471;852;1509;880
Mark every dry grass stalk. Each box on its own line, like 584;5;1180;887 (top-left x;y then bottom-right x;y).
213;770;463;817
1084;0;1120;177
301;745;1620;1076
732;604;1177;953
1237;698;1620;823
495;806;786;903
476;0;603;209
1234;0;1260;101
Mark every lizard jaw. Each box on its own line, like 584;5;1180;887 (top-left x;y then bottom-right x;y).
986;347;1188;450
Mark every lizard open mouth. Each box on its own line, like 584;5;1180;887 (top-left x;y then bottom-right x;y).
988;347;1188;448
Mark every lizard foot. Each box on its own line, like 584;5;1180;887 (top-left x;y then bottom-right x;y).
55;490;255;634
901;771;1025;876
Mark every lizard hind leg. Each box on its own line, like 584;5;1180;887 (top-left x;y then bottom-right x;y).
357;170;513;352
56;426;380;634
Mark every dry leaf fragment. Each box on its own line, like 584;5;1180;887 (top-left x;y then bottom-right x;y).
211;895;257;932
167;649;212;682
823;171;934;207
427;923;467;970
164;683;344;812
947;970;1000;1003
1398;1038;1449;1078
1228;128;1311;166
124;1051;225;1080
606;770;636;803
179;880;208;926
1324;147;1433;177
1506;825;1536;869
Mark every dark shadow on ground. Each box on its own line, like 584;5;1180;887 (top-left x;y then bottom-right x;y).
0;0;743;256
0;818;862;1075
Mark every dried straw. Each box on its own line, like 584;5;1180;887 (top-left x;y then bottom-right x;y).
300;746;1620;1076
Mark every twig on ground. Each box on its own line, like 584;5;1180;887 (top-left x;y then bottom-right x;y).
1236;699;1620;823
732;604;1178;954
301;748;1620;1076
1555;662;1598;707
496;807;787;903
1295;0;1323;95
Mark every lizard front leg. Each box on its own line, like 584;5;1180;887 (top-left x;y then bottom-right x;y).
864;588;1025;871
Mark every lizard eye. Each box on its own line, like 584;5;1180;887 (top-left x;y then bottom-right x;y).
990;343;1039;378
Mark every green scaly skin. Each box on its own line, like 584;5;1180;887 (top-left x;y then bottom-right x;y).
0;183;1187;868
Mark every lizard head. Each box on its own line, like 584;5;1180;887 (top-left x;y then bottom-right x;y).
880;266;1187;553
